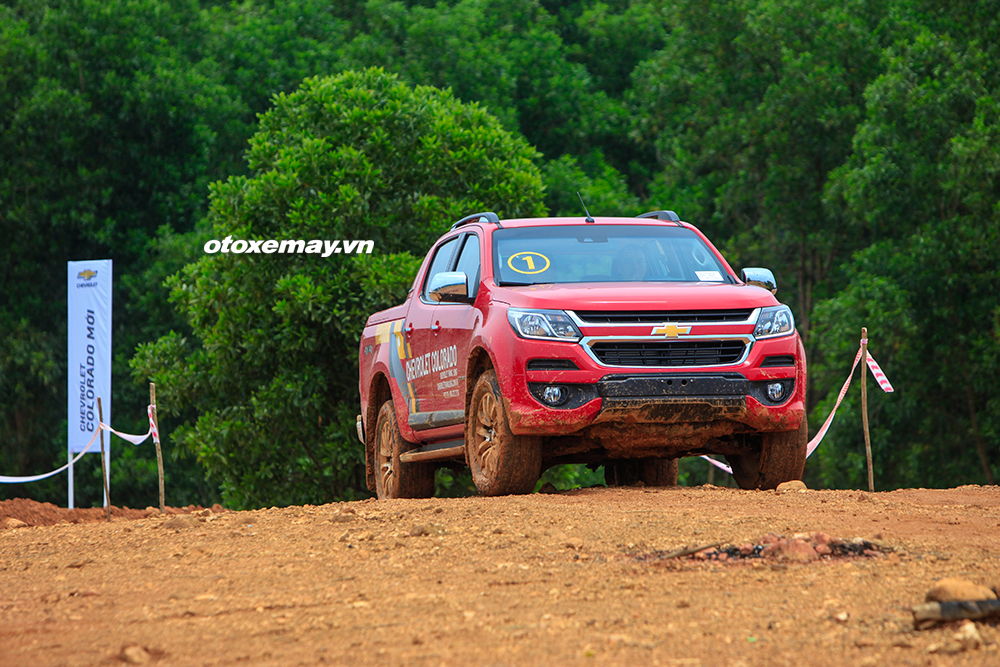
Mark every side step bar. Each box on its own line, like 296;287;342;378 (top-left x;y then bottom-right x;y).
400;445;465;464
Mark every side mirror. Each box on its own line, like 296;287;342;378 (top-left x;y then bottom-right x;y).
428;271;472;303
741;268;777;295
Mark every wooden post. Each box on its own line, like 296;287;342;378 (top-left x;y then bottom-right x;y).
861;327;874;493
151;383;165;514
97;397;110;522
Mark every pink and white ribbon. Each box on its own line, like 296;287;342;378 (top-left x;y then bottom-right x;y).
701;339;894;475
101;404;159;446
148;405;160;446
807;343;893;457
701;455;733;475
866;354;894;393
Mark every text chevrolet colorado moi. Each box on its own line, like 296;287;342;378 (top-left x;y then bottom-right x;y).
357;210;807;498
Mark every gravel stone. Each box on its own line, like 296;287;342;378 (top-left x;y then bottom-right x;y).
925;577;997;602
776;480;807;492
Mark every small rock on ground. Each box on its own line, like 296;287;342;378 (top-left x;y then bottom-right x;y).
121;645;152;664
953;620;984;651
776;480;807;492
925;577;997;602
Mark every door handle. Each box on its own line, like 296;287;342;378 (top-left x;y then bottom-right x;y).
431;322;441;333
405;322;414;337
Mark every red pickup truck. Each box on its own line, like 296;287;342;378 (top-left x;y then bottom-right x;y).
357;211;807;498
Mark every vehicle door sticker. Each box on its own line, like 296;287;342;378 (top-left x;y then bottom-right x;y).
507;251;551;274
393;320;411;360
374;321;394;344
384;319;420;414
405;345;456;382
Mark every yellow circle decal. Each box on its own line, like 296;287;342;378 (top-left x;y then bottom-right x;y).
507;252;550;275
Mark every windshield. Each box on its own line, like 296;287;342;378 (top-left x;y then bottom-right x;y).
492;225;731;286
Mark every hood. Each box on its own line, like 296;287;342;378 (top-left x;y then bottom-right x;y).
490;281;781;311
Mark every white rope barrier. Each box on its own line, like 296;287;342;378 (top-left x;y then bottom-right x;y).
0;406;156;484
0;427;103;484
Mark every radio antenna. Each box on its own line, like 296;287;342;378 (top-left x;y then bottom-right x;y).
577;191;595;223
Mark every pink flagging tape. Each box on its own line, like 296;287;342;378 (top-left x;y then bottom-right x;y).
700;455;733;475
866;354;894;393
806;348;863;457
101;404;156;446
147;405;160;445
806;346;894;458
690;343;894;476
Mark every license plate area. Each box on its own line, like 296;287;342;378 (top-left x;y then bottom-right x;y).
597;373;748;398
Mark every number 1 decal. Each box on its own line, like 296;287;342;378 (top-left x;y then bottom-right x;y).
508;252;550;275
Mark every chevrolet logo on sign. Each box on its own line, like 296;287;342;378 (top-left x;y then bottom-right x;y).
651;323;692;338
77;269;97;280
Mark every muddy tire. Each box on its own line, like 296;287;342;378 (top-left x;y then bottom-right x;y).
466;370;541;496
374;401;435;499
726;418;808;490
605;458;678;487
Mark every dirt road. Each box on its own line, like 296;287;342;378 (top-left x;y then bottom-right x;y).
2;485;999;666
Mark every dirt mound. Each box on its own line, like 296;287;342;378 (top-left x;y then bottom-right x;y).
0;498;228;527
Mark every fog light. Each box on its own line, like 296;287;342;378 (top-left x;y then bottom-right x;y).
541;385;569;406
767;382;785;402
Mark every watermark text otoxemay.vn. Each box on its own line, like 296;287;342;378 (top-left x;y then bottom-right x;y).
203;236;374;257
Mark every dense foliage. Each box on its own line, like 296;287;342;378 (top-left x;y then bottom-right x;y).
130;69;545;507
1;0;997;507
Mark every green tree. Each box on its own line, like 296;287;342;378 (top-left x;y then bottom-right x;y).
810;31;1000;488
342;0;626;165
631;0;890;347
131;69;546;508
0;0;241;507
199;0;352;172
541;152;642;216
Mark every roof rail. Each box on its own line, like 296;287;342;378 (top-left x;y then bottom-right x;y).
637;210;681;222
451;211;501;230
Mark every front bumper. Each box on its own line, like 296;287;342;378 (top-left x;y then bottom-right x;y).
494;329;806;438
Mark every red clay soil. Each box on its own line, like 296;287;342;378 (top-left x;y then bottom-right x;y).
1;485;999;667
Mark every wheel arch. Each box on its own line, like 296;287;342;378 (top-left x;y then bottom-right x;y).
366;372;393;492
464;346;495;430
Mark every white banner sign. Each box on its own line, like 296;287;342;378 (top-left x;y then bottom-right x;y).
67;260;112;454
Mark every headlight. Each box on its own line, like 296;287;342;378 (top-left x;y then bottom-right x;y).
507;308;582;342
754;305;795;339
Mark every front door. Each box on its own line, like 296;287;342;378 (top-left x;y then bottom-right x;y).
436;232;481;414
402;234;461;428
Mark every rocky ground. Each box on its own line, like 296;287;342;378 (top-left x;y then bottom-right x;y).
1;484;999;667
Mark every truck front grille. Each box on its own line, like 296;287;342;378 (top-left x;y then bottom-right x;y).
575;309;753;324
591;340;747;367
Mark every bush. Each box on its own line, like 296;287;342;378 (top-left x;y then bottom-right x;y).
131;68;545;508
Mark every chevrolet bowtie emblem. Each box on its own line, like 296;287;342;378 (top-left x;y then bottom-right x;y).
77;270;97;280
651;323;692;338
